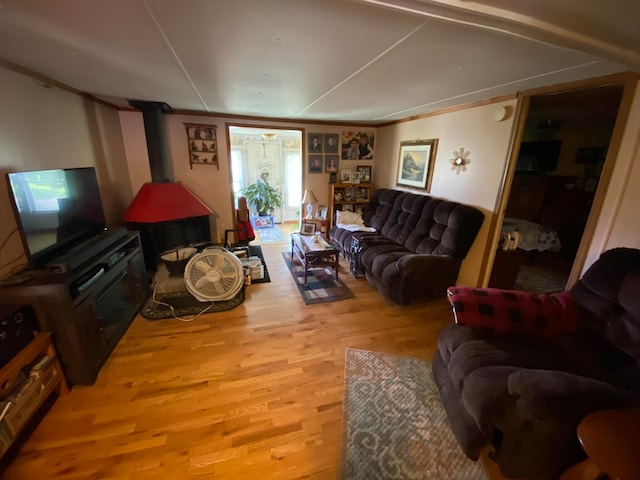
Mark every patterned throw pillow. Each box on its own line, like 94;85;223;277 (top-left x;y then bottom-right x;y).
447;286;578;338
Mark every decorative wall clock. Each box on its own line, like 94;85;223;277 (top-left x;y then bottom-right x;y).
450;147;471;174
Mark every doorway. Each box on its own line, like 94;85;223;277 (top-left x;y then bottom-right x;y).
227;125;303;229
489;84;624;292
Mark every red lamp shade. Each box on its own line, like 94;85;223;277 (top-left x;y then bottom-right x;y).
123;182;213;223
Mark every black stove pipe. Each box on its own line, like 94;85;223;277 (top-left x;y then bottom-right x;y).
127;100;172;182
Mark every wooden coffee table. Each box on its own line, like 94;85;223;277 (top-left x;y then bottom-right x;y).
291;233;339;285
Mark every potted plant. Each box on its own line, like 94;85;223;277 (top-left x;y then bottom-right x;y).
241;179;282;216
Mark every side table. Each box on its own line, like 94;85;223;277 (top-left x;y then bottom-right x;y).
350;235;366;277
569;408;640;480
349;232;392;278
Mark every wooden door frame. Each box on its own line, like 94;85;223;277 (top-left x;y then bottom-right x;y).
225;123;304;230
479;72;639;288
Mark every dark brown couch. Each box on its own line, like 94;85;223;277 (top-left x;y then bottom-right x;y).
329;188;484;305
433;247;640;479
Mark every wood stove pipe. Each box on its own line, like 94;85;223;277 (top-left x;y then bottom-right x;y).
127;100;172;182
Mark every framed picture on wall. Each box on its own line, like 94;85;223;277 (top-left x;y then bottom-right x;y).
341;131;375;160
308;133;324;153
325;155;339;173
309;155;323;173
396;139;438;191
324;134;339;153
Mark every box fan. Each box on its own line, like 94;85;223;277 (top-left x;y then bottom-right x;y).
183;248;244;301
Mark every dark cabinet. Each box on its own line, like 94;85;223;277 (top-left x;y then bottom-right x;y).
0;232;149;386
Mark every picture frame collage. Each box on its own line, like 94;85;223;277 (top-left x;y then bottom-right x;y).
308;132;340;174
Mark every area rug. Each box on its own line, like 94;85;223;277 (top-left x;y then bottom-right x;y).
281;252;355;304
339;348;487;480
255;224;286;243
141;287;245;320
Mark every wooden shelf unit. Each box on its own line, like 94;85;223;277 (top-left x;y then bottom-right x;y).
328;182;373;230
0;332;68;458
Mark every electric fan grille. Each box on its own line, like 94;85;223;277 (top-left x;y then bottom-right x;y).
183;248;244;302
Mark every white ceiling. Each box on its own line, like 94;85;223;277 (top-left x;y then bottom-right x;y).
0;0;638;124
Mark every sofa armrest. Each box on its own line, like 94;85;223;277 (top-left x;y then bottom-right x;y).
507;369;640;425
447;286;578;338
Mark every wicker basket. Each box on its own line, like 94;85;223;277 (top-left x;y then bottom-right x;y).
159;247;198;277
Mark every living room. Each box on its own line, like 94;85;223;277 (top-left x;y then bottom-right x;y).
0;1;640;479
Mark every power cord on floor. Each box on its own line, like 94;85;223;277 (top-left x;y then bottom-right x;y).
149;281;216;322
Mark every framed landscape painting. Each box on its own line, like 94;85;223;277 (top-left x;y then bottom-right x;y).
396;139;438;191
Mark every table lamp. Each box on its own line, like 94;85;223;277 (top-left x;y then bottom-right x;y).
301;189;318;219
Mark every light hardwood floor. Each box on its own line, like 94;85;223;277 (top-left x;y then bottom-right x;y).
3;242;468;480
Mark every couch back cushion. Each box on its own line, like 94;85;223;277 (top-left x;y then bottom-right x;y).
571;247;640;361
367;189;403;232
367;189;484;259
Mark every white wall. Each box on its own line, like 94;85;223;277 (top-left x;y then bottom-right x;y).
0;66;131;279
375;101;517;286
586;81;640;267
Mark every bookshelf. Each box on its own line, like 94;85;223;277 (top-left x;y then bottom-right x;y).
328;182;374;231
0;332;68;459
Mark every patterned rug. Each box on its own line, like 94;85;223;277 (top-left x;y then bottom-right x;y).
141;287;245;320
339;349;488;480
281;252;355;304
255;224;286;243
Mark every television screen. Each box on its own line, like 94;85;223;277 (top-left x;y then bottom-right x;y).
515;140;562;173
7;167;107;268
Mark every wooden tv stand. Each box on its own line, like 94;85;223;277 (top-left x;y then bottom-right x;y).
0;232;150;386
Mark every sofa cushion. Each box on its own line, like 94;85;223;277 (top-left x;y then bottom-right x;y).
445;337;572;390
447;286;578;338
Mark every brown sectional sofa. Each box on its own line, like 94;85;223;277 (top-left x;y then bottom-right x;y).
329;188;484;304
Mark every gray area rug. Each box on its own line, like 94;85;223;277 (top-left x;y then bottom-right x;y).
339;348;487;480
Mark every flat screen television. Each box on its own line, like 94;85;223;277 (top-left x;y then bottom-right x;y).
515;140;562;173
6;167;107;268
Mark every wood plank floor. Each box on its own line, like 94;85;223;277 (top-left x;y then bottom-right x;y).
2;242;470;479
